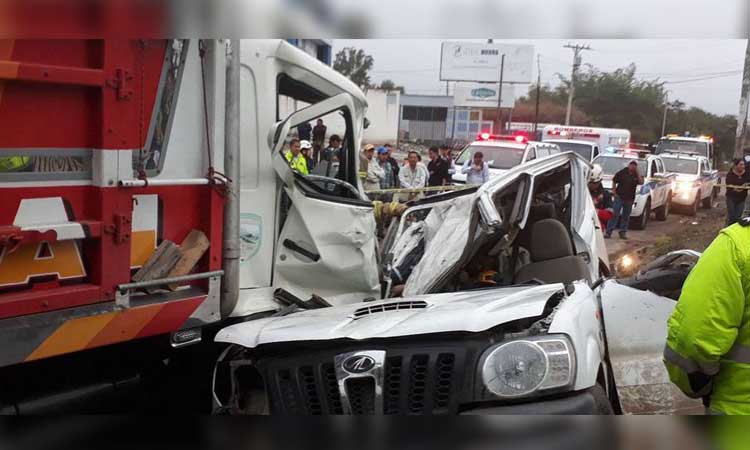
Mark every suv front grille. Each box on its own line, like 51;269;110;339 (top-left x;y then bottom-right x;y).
263;346;468;415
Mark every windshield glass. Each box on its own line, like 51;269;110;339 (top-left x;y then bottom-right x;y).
595;156;646;176
661;157;698;175
655;140;709;158
455;144;524;170
550;141;592;160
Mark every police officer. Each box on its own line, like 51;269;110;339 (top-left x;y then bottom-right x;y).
664;219;750;414
284;138;309;175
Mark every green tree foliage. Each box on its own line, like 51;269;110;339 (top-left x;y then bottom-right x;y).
333;47;374;90
377;79;404;93
515;63;738;160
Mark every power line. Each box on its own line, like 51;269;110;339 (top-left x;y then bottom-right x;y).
666;72;744;85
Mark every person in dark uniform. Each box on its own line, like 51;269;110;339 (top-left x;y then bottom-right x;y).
605;160;643;239
725;158;749;226
297;121;312;142
427;146;450;188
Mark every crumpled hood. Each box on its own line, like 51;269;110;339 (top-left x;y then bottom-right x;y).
216;284;565;349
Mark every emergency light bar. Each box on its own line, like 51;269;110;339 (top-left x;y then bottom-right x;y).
546;129;600;138
477;133;527;143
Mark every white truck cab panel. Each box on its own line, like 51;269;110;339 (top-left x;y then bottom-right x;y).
233;40;379;317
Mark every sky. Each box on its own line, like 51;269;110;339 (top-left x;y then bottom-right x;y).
333;39;748;117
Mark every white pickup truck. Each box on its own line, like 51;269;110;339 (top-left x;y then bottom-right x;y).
452;134;561;184
212;152;701;415
593;152;675;230
660;153;719;215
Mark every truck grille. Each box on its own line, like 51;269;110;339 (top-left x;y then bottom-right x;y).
263;347;468;415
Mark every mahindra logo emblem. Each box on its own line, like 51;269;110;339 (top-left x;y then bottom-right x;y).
342;355;376;373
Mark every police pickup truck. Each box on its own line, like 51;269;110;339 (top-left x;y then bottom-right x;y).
592;151;675;230
659;152;719;215
452;133;561;184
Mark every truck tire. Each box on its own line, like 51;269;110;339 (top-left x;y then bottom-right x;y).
688;191;700;216
702;189;714;209
630;198;650;230
655;193;670;221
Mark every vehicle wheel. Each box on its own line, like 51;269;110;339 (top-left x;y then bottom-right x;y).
631;198;650;230
655;193;670;221
688;191;700;216
702;189;714;209
591;383;615;415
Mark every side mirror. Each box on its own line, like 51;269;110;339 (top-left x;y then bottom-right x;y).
363;117;371;129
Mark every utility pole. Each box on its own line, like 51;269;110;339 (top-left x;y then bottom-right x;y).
734;39;750;159
563;43;591;126
661;90;670;137
496;54;505;133
533;54;541;134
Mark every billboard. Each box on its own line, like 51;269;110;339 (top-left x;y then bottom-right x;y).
440;41;534;83
453;83;514;108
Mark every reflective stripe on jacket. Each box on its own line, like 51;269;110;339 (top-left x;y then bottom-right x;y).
664;223;750;414
285;151;309;175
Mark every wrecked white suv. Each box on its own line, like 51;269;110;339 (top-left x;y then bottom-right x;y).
213;153;701;415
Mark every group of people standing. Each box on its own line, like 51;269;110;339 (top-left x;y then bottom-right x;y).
362;145;457;192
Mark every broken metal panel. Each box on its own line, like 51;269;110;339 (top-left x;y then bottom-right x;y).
600;281;703;414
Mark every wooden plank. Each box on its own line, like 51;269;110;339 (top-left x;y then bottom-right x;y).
132;240;181;284
167;230;210;291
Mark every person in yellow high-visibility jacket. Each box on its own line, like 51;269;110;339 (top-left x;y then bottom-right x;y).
0;155;31;172
664;219;750;414
284;138;309;175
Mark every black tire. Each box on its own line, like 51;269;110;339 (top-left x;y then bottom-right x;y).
655;193;670;221
630;198;650;230
687;191;700;216
591;383;615;415
702;189;714;209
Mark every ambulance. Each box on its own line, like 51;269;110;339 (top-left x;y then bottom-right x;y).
541;125;631;162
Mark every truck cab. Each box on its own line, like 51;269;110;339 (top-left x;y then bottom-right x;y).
592;151;675;229
655;135;715;169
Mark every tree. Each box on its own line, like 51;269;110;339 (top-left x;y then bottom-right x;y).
377;79;404;93
333;47;374;90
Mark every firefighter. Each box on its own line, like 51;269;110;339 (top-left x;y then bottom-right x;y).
0;155;30;172
664;219;750;414
284;138;309;175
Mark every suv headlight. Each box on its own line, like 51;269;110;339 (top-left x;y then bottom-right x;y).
480;334;576;399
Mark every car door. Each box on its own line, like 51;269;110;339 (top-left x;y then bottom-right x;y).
269;94;380;305
599;280;704;414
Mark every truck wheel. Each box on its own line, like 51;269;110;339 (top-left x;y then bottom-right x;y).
688;192;700;216
702;189;714;209
631;198;650;230
655;194;670;221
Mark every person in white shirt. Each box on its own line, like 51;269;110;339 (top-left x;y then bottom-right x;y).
399;151;427;189
461;151;490;185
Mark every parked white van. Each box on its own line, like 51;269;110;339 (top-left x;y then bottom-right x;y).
542;125;631;161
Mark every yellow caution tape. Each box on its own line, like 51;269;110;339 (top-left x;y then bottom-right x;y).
365;184;475;195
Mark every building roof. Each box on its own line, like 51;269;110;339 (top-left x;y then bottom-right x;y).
400;94;454;108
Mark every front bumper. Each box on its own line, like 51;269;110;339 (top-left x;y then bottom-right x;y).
460;387;611;415
670;188;698;206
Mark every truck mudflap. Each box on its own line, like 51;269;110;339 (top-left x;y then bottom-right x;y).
599;280;703;414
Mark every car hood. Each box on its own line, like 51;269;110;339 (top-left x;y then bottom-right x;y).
215;283;566;349
452;168;508;182
674;174;698;182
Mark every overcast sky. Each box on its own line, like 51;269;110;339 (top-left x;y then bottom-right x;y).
333;39;748;117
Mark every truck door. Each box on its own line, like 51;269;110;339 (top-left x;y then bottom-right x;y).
269;94;380;305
